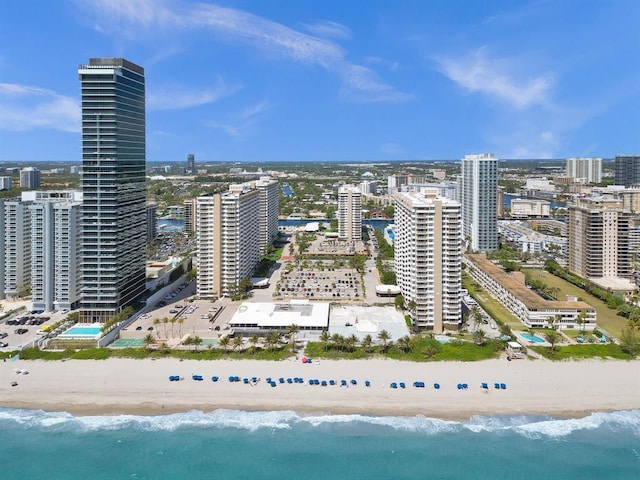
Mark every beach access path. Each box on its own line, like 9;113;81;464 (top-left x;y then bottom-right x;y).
1;357;639;419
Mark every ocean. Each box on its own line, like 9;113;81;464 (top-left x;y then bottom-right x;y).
1;408;638;479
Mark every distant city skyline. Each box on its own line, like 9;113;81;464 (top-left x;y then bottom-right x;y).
1;0;639;162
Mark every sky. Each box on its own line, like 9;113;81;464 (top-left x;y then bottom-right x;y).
0;0;639;163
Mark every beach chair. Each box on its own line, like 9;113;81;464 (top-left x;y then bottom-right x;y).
341;379;347;386
494;383;500;389
481;383;488;389
433;383;440;389
211;376;219;382
399;382;406;389
500;383;507;389
350;379;357;385
390;382;398;389
365;380;371;387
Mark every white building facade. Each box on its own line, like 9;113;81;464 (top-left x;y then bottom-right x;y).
566;157;602;184
461;153;498;252
394;190;462;332
338;185;362;242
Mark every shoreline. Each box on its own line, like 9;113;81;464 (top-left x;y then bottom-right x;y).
1;358;639;420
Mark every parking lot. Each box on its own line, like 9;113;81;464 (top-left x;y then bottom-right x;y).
0;308;69;356
274;266;363;301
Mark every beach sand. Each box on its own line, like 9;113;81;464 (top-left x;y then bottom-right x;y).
1;357;639;419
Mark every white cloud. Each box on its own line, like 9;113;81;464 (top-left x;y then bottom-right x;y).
204;100;273;139
148;77;241;110
435;48;553;109
240;101;274;120
204;121;240;138
0;83;79;132
82;0;409;103
301;20;352;40
365;56;400;71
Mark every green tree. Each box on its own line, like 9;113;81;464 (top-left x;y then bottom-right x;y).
143;333;155;349
287;324;300;353
218;335;230;354
397;335;412;353
319;331;331;351
250;334;260;355
619;328;640;356
192;335;202;352
361;334;373;353
377;330;391;353
544;330;561;354
423;339;442;359
472;329;487;346
232;336;244;352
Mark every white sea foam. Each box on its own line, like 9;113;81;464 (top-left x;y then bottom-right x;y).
0;407;638;437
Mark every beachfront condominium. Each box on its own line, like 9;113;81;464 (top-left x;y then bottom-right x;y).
20;167;41;189
338;185;362;242
394;190;462;332
566;157;602;184
614;155;640;187
461;153;498;252
183;198;197;234
253;176;279;254
196;184;261;298
146;202;158;241
26;191;83;312
78;58;147;322
1;199;32;299
568;197;631;279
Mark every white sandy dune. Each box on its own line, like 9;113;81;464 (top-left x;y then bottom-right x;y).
1;357;639;419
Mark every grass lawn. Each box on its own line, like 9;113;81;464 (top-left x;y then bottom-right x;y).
530;344;635;360
462;274;522;329
523;269;628;338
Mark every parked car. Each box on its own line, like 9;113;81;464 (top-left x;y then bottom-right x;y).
0;341;8;348
14;328;28;335
0;333;8;339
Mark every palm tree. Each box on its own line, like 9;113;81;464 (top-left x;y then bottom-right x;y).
472;329;487;346
361;334;373;353
170;317;176;338
250;334;260;355
471;307;483;331
192;335;202;352
423;340;442;359
218;335;230;354
143;333;155;350
152;317;160;337
331;333;344;352
544;330;561;354
287;324;300;353
377;330;391;353
177;318;184;338
319;331;331;351
576;311;587;335
397;335;412;353
162;317;169;338
346;334;359;352
232;336;244;353
266;331;281;351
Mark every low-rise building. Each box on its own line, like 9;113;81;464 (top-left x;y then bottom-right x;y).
464;253;596;330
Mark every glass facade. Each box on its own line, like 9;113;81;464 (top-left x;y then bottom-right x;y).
78;58;146;322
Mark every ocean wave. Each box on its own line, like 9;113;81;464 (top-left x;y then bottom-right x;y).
0;407;638;438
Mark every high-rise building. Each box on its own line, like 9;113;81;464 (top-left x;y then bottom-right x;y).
338;185;362;242
25;191;83;312
568;197;631;279
146;203;158;241
187;154;195;174
0;177;13;190
253;176;279;254
614;155;640;187
2;199;32;299
20;167;41;189
183;198;197;234
78;57;147;322
196;184;261;298
461;153;498;252
566;157;602;184
394;190;461;332
359;180;378;195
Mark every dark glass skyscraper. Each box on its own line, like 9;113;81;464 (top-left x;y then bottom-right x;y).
78;58;146;322
614;155;640;187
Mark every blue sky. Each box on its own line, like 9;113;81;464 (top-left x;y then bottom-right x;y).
0;0;638;162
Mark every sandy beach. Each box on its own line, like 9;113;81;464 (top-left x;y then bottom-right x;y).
1;357;639;419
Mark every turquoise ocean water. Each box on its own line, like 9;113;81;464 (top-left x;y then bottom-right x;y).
1;408;638;479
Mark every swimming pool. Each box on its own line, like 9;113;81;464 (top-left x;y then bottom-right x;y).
59;325;102;338
520;332;545;343
435;335;454;344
